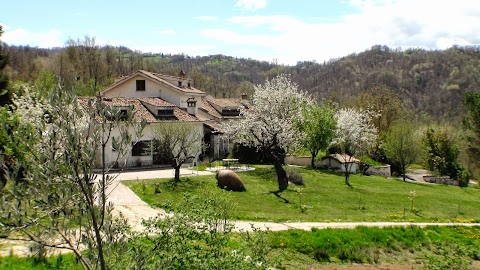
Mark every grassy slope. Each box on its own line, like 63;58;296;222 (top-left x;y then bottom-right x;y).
124;166;480;223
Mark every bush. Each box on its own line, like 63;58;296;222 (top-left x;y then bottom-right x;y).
458;167;471;187
286;168;304;185
116;189;270;269
314;248;330;262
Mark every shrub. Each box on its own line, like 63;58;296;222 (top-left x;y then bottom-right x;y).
286;168;304;185
314;248;330;262
458;167;471;187
116;189;270;270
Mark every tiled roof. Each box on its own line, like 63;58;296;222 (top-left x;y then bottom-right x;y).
139;97;176;107
322;154;360;164
207;98;242;108
101;70;206;96
171;108;200;122
78;97;201;123
199;100;222;119
204;121;224;133
138;70;205;95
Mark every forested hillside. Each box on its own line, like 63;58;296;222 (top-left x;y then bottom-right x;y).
4;38;480;123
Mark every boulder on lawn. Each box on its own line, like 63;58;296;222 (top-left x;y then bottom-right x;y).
216;169;246;192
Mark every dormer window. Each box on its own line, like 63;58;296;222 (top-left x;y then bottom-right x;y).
106;107;130;121
157;108;176;120
221;108;240;116
119;109;128;120
136;80;146;91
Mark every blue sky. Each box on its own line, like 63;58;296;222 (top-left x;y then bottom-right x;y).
2;0;479;65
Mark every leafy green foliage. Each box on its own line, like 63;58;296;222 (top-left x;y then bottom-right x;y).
423;127;461;179
464;92;480;179
0;85;146;270
0;254;82;270
113;189;270;270
268;226;480;267
297;101;337;167
383;120;420;180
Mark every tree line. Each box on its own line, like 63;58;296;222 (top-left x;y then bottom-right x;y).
4;37;480;122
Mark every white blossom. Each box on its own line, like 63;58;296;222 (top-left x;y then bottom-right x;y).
333;107;378;156
223;74;311;153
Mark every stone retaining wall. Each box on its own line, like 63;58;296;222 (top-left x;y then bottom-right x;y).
366;165;391;177
423;176;459;186
285;155;311;167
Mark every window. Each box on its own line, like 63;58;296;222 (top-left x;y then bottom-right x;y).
119;109;128;120
136;80;146;91
221;108;240;116
157;109;176;120
132;141;151;156
187;82;191;87
178;81;182;87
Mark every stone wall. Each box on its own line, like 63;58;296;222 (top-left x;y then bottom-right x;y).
285;155;311;167
423;176;459;186
366;165;391;177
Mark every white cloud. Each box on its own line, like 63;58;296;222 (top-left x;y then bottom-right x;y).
159;29;176;35
234;0;267;11
194;16;218;21
203;0;480;64
2;27;63;48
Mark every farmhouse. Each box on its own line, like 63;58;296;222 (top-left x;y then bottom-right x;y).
82;70;246;168
319;154;360;173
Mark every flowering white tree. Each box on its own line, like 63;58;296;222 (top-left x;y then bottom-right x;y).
223;74;311;194
0;85;145;270
333;108;378;186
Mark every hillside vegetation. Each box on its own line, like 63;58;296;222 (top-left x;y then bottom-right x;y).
5;42;480;122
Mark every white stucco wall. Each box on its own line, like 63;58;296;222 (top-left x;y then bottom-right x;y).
285;155;311;167
103;76;204;116
319;158;358;173
97;122;203;168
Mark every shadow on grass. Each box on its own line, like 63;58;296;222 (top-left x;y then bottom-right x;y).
162;177;206;192
259;190;291;204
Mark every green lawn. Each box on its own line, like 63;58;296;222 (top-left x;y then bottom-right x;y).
0;254;81;269
124;165;480;223
4;226;480;269
265;225;480;268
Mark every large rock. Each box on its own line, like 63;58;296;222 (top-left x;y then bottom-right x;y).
216;169;246;192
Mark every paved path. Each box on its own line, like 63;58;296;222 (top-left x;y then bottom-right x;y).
106;168;213;231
